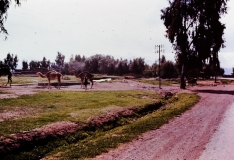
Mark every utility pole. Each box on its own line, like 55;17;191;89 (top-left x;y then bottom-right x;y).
155;45;164;89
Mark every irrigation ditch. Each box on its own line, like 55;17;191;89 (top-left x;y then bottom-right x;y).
0;89;199;160
0;98;165;159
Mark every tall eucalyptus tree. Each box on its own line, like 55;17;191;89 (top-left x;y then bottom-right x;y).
161;0;228;88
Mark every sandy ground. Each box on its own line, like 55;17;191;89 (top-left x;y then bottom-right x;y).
1;80;234;159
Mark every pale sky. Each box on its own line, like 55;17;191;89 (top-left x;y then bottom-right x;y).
0;0;233;73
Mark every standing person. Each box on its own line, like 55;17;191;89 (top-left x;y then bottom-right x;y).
84;74;88;90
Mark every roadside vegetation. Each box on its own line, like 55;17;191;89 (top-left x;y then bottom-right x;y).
0;91;8;94
137;78;180;86
0;91;161;136
220;79;234;84
0;90;199;159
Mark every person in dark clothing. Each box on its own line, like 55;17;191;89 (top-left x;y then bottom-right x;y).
84;74;88;90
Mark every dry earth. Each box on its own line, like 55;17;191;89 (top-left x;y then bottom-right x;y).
0;79;234;159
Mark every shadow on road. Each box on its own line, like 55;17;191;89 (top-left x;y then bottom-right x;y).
192;89;234;95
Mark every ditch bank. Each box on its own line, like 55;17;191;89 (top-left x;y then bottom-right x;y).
0;100;164;158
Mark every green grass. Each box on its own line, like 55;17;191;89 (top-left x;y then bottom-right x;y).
9;93;198;160
0;91;162;136
0;79;200;160
0;90;8;94
0;75;81;85
220;79;234;84
2;75;123;86
57;93;199;159
7;75;122;85
137;79;180;86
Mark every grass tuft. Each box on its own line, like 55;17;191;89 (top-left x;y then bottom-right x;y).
137;79;180;86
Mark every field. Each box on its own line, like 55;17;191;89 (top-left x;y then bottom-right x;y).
0;75;204;159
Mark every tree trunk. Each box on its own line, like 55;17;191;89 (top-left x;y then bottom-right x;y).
214;70;217;83
180;64;186;89
180;75;186;89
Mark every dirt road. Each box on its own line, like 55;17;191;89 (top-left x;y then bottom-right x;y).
93;84;234;160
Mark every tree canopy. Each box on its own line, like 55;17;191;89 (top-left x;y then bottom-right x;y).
55;52;65;69
0;0;21;38
161;0;228;88
0;53;19;70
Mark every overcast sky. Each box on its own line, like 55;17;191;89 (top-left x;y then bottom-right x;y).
0;0;233;73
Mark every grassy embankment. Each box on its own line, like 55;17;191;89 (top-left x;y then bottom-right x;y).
0;91;160;135
0;89;199;159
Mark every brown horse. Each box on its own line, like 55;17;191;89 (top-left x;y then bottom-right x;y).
36;70;63;89
0;68;12;87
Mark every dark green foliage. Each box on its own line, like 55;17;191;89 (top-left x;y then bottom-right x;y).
29;60;43;69
2;53;18;71
22;60;28;70
128;57;145;75
161;0;228;88
55;52;65;69
61;63;70;74
161;61;179;78
115;59;129;76
28;57;51;70
41;57;50;69
84;54;102;73
0;0;21;38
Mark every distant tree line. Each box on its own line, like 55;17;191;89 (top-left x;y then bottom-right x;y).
22;52;154;77
0;52;225;79
0;53;19;71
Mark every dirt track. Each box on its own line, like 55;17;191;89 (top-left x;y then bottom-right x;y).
1;80;234;159
92;84;234;160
